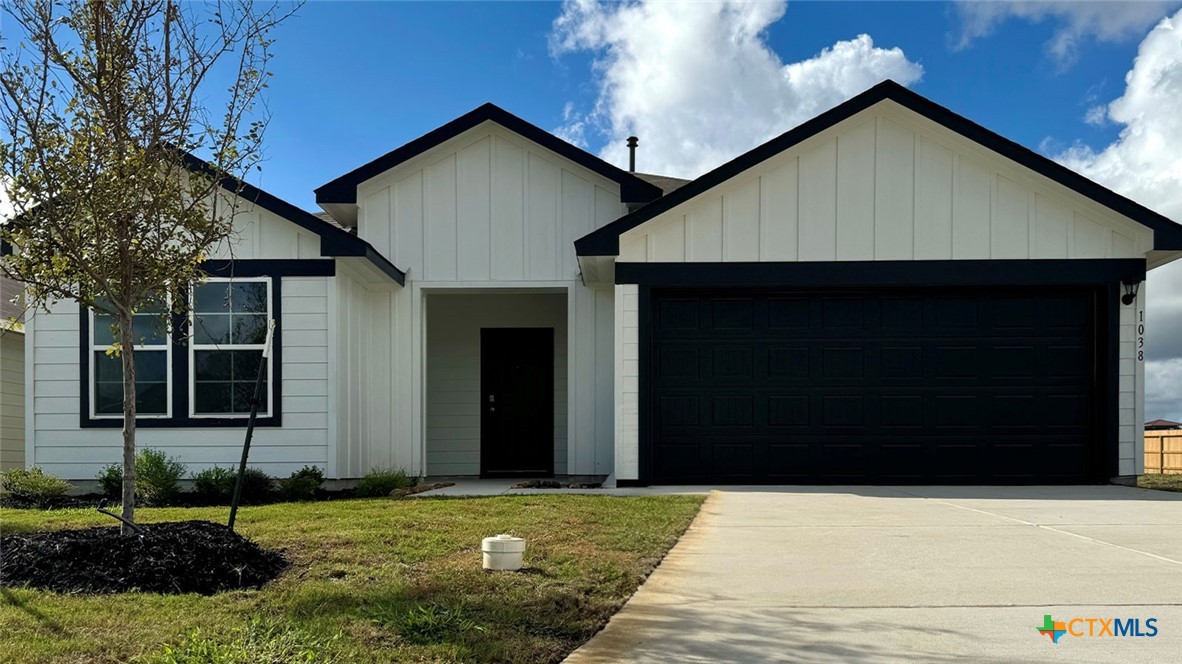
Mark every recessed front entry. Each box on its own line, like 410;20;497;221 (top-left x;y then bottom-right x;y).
480;327;555;477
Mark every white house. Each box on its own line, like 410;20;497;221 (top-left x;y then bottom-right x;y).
18;81;1182;485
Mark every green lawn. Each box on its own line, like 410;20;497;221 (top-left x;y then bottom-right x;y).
1136;474;1182;493
0;494;703;663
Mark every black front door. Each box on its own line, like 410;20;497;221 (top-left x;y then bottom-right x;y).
481;328;554;477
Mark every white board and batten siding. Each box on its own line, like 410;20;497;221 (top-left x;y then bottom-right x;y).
345;121;626;478
613;101;1154;479
356;121;626;283
25;203;335;480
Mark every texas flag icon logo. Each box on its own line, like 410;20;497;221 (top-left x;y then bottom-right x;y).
1038;615;1067;644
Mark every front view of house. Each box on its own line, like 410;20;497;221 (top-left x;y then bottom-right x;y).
21;81;1182;485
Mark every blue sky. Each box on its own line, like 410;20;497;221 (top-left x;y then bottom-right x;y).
259;1;1140;208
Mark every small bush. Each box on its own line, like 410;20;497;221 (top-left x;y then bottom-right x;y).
0;467;73;503
278;465;324;502
138;449;187;505
97;463;123;498
95;449;187;505
191;466;237;504
237;467;275;505
354;467;414;498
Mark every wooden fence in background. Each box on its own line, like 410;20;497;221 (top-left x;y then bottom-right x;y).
1144;431;1182;474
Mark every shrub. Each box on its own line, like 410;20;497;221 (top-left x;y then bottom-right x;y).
95;449;187;505
0;467;73;503
191;466;237;504
278;465;324;502
97;463;122;498
237;467;275;505
354;467;414;498
138;449;187;505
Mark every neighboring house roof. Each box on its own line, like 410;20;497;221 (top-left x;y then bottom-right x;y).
313;211;353;233
314;103;664;208
1146;419;1182;429
180;153;406;285
634;173;691;196
0;274;22;332
575;79;1182;257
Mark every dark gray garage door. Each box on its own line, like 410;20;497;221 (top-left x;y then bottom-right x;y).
648;288;1101;484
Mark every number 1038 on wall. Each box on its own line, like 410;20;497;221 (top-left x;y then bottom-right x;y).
1138;310;1145;363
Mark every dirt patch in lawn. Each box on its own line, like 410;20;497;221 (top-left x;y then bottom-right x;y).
0;520;287;595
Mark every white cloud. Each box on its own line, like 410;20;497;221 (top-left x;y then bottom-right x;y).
549;0;922;178
1083;104;1107;126
954;0;1179;66
1053;9;1182;419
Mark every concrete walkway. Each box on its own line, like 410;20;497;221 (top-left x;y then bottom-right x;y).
565;486;1182;663
413;478;709;497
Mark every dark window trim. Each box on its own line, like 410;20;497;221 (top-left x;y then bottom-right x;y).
313;103;663;206
79;262;293;429
634;283;1121;486
575;80;1182;255
615;259;1147;287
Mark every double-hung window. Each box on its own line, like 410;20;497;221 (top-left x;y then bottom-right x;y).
190;278;272;417
90;301;171;418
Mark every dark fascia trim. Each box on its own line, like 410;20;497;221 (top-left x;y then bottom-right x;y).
313;103;663;206
615;259;1147;287
79;262;284;429
576;80;1182;255
202;259;334;278
180;153;406;285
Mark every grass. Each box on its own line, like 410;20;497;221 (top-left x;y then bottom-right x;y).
1135;473;1182;493
0;494;703;663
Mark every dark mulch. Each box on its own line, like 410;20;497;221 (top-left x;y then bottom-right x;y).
0;494;105;510
511;480;602;490
0;520;287;595
389;481;455;498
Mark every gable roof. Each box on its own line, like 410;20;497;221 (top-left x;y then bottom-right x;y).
314;103;663;207
575;80;1182;256
635;173;691;196
181;153;406;285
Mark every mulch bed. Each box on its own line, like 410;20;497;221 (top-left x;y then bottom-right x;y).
511;480;602;490
0;494;104;510
389;482;455;498
0;520;287;595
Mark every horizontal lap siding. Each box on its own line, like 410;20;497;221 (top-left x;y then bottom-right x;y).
29;277;332;480
1;332;24;470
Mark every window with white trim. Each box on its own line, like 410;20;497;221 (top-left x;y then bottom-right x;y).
190;278;272;416
90;301;171;417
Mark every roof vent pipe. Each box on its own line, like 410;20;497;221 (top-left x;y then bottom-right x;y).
626;136;638;172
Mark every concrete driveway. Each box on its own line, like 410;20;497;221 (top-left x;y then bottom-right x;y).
565;486;1182;663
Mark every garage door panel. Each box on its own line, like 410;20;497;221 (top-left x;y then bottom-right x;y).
649;287;1100;484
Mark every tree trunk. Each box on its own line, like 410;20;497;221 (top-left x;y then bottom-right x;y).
118;309;137;533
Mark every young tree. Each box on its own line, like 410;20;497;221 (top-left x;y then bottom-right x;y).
0;0;296;530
